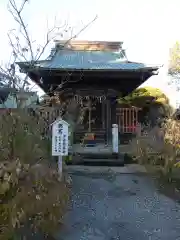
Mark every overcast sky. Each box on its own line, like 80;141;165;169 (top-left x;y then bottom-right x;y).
0;0;180;105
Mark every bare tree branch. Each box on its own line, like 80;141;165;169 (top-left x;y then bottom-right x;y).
19;0;28;13
8;32;28;62
3;0;98;108
35;26;60;61
8;0;34;61
62;15;98;47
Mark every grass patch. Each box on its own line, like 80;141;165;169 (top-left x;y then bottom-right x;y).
145;164;180;202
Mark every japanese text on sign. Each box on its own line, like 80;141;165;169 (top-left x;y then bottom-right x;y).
52;120;69;156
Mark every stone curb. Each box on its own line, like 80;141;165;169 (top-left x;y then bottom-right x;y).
66;164;147;174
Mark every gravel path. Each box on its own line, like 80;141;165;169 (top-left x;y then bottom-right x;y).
55;165;180;240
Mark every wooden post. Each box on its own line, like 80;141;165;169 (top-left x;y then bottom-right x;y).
88;99;92;132
58;155;62;180
106;98;110;145
51;118;69;181
136;123;141;137
102;100;105;129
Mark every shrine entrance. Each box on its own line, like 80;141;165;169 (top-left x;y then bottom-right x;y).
80;99;105;132
73;94;110;145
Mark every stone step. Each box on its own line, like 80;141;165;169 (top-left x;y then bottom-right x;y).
67;152;125;166
79;152;121;159
75;159;125;166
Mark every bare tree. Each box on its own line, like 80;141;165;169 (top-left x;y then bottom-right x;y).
0;0;98;125
168;41;180;92
169;41;180;75
0;0;97;92
0;0;97;112
0;0;68;91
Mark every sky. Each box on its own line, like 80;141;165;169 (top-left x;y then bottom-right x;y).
0;0;180;106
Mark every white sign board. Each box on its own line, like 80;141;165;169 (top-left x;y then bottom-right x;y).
112;124;119;153
51;118;69;156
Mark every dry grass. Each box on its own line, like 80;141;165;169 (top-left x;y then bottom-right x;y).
130;119;180;181
130;119;180;201
0;110;71;239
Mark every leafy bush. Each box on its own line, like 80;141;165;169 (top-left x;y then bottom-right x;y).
130;118;180;181
118;86;174;127
118;86;170;107
0;110;70;239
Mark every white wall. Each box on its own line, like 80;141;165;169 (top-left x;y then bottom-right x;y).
0;92;38;108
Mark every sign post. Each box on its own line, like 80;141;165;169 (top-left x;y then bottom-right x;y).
112;124;119;154
51;118;69;179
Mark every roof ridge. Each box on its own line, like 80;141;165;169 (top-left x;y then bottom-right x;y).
54;40;123;51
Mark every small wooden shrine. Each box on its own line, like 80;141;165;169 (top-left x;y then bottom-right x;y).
17;40;160;147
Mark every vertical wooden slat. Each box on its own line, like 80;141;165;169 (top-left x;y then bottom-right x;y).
119;109;121;132
136;109;138;133
127;108;129;133
131;109;132;133
135;109;137;133
102;101;105;129
118;111;120;131
128;108;130;133
135;109;137;132
125;108;126;133
127;109;129;133
122;109;124;133
125;108;127;133
122;108;124;133
136;109;138;131
130;109;131;133
134;109;136;133
124;108;125;133
132;109;134;133
126;108;128;133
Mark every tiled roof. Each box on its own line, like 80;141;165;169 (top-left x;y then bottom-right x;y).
17;41;160;72
35;49;158;71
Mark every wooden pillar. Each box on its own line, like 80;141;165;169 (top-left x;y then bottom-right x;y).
111;97;117;124
106;98;111;145
111;97;119;144
102;100;106;130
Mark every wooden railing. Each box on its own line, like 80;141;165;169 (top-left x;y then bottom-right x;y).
116;107;141;134
37;106;142;134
